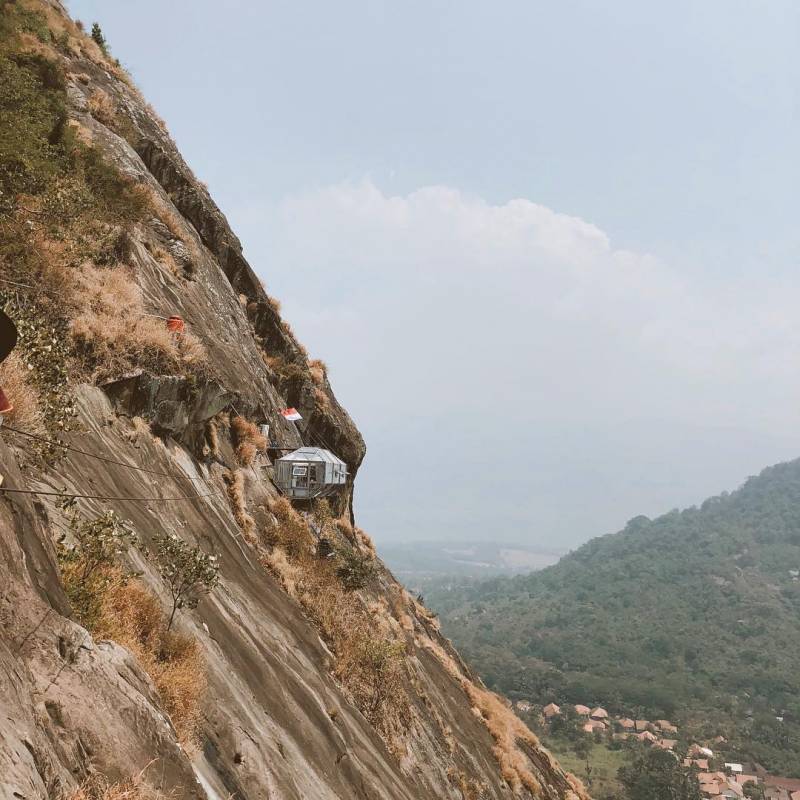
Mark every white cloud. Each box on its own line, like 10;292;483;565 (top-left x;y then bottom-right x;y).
253;180;800;546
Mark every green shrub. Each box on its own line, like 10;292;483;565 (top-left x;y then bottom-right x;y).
0;51;69;213
90;22;107;54
57;501;137;626
151;532;220;630
336;545;376;591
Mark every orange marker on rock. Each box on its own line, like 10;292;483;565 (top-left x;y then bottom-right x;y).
166;315;185;333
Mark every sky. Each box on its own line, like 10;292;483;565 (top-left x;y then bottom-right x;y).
68;0;800;551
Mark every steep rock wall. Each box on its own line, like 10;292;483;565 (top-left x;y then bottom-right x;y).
0;3;587;799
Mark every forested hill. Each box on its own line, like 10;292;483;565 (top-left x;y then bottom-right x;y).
428;458;800;771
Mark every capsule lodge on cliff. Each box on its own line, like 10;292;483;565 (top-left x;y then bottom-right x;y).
274;447;348;499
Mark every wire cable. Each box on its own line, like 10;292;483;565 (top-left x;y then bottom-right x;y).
0;486;222;502
1;423;199;481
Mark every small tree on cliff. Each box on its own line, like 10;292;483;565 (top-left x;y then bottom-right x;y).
58;498;136;583
90;22;108;54
152;532;220;630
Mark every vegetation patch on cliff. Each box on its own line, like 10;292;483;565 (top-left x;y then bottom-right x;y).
1;2;207;422
57;504;208;746
262;497;412;744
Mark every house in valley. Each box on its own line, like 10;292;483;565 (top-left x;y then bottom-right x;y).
657;738;678;751
582;720;606;734
543;703;561;719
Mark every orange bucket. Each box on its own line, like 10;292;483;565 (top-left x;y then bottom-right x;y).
0;386;13;415
166;315;185;333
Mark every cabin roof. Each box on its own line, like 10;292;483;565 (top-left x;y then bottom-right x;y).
277;447;346;467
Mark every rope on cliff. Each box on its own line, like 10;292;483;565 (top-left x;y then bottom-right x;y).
0;485;223;503
0;422;204;481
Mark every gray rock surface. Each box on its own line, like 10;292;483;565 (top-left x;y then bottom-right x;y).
0;4;588;799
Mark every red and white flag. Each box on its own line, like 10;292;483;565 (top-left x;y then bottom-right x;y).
281;408;302;422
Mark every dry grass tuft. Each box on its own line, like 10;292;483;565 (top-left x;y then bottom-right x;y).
144;188;203;266
0;352;45;434
391;593;415;634
175;331;206;366
205;417;220;460
145;102;168;133
307;358;327;386
263;496;315;556
308;358;331;413
355;526;375;556
230;417;266;467
70;265;207;380
447;768;486;800
263;546;304;597
145;242;182;278
68;768;166;800
225;469;256;544
313;386;331;414
87;88;117;127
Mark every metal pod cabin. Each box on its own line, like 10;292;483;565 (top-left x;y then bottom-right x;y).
274;447;348;500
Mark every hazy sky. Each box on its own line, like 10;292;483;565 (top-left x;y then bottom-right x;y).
68;1;800;550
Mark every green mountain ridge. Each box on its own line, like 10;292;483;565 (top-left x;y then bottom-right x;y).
428;458;800;774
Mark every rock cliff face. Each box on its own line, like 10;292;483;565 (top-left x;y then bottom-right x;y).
0;3;587;799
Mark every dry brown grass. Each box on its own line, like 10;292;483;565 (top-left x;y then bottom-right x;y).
205;417;220;460
144;241;182;278
144;188;203;266
230;416;266;467
0;352;45;434
355;526;376;556
308;357;332;412
145;102;168;134
67;117;95;146
225;469;256;544
68;768;166;800
447;768;486;800
262;496;315;556
391;592;415;634
87;88;118;127
313;386;331;414
308;358;327;386
415;629;592;799
60;562;205;748
334;515;357;545
94;577;205;747
259;498;409;740
70;265;207;380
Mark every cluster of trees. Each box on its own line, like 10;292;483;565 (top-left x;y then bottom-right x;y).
427;459;800;775
619;751;701;800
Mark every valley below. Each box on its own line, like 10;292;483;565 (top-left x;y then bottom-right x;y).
423;460;800;796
